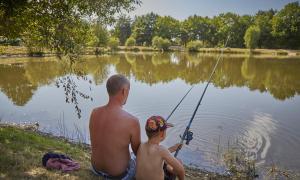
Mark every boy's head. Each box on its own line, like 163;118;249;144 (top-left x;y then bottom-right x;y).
145;116;173;140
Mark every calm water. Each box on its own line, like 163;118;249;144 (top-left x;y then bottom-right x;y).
0;53;300;175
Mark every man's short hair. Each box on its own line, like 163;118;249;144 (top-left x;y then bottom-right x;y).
106;74;130;96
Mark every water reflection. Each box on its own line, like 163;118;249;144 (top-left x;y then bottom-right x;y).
0;53;300;175
0;53;299;106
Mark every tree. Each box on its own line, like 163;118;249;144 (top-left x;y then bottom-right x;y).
113;15;132;45
0;0;141;57
108;37;120;50
213;13;251;47
131;12;158;46
272;2;300;49
152;36;171;51
186;40;204;51
90;23;109;47
183;15;216;47
254;9;276;48
154;16;180;41
125;37;136;46
244;26;261;49
179;24;189;47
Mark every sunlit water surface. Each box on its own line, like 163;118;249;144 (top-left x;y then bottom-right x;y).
0;53;300;176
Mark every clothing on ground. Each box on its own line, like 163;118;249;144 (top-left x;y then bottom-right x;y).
42;152;80;172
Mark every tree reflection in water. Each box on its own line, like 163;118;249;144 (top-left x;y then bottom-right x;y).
0;53;299;117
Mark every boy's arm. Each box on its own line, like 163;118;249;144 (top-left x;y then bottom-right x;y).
168;143;183;153
160;146;185;180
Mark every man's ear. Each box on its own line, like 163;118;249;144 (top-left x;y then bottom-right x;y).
122;88;125;95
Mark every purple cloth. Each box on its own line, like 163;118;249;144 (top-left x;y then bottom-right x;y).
46;158;80;172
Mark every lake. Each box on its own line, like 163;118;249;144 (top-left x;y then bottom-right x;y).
0;52;300;176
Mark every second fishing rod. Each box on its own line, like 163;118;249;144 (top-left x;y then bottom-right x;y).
165;35;231;157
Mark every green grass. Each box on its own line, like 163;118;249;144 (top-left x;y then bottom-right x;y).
0;125;231;179
0;126;96;179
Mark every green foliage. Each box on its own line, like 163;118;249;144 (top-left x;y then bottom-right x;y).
125;37;136;46
131;12;158;46
108;37;120;50
183;15;216;46
154;16;180;41
186;40;204;51
213;13;253;48
1;0;299;54
152;36;171;50
113;15;132;45
272;2;300;49
0;0;141;57
255;9;276;48
244;26;261;49
89;23;109;47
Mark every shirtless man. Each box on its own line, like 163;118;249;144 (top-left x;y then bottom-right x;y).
136;116;185;180
89;74;141;179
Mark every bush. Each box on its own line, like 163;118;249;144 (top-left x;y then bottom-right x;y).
244;26;261;49
152;36;171;51
125;37;136;47
186;40;203;52
108;37;119;50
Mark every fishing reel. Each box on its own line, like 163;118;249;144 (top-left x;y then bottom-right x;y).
180;130;193;145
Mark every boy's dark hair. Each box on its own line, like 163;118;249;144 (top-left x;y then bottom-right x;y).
106;74;130;96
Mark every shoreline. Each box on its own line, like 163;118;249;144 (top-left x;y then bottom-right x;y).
1;45;300;59
0;123;231;179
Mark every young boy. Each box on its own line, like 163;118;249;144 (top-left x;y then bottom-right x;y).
136;116;185;180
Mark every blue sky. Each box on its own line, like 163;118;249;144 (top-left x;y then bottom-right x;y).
130;0;298;19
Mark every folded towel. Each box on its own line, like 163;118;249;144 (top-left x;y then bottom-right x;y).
42;152;80;172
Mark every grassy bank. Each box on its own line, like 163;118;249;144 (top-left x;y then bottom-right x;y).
197;47;300;56
1;45;299;58
0;124;229;179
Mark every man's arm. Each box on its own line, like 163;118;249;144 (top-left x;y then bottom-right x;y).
160;146;185;180
130;118;141;155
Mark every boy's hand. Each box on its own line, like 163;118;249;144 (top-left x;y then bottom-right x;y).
168;143;183;153
177;158;183;164
175;143;183;150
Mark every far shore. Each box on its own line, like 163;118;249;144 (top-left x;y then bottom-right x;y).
1;45;300;59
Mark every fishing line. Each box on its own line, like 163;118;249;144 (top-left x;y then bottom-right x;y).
174;35;231;157
166;86;194;121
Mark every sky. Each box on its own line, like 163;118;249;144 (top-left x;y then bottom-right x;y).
130;0;298;20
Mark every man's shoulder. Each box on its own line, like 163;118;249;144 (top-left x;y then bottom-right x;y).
121;110;139;123
91;106;104;113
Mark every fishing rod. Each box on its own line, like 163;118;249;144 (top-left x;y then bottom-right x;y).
166;86;194;121
174;35;231;157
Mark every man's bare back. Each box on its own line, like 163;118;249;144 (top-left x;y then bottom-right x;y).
89;74;141;178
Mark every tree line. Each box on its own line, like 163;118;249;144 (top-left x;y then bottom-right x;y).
0;1;299;54
105;2;300;50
